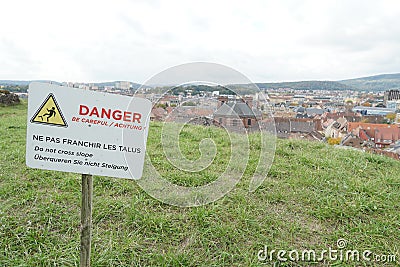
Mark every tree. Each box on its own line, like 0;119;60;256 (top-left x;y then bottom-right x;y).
386;113;396;123
327;137;341;145
361;102;372;107
182;101;196;106
155;103;167;109
386;113;396;120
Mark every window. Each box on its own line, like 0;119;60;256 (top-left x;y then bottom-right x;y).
248;118;252;126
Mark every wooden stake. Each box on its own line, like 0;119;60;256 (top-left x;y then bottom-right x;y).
80;174;93;267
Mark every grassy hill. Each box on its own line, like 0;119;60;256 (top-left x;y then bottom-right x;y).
255;73;400;92
1;102;399;266
340;73;400;91
256;80;355;91
3;72;400;93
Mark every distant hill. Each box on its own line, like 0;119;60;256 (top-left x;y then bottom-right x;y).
0;80;30;86
0;80;143;92
255;73;400;91
256;80;354;91
0;80;61;86
1;73;400;92
340;73;400;91
93;81;143;90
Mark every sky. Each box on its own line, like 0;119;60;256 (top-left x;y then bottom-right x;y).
1;0;400;83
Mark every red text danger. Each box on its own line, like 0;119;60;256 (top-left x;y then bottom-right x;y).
79;105;142;123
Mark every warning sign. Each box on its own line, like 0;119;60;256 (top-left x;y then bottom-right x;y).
30;93;68;127
26;82;152;179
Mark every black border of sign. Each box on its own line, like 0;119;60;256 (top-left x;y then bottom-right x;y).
30;93;68;128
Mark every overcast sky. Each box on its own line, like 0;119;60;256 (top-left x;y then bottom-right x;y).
1;0;399;83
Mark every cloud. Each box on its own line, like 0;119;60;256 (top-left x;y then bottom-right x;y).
0;0;399;82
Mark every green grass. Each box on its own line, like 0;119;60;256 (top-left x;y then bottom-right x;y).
1;102;400;266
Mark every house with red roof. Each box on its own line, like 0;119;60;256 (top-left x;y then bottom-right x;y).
374;127;400;148
348;122;400;148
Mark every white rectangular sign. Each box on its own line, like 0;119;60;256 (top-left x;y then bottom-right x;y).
26;82;152;179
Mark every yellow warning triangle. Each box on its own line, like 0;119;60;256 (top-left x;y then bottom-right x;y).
30;93;68;127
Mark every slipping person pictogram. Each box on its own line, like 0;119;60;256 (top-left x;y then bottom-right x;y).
30;93;68;127
38;107;57;122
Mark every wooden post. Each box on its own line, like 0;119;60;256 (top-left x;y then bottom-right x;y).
80;174;93;267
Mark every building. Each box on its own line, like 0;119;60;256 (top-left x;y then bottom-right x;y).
341;134;364;148
384;90;400;104
213;96;261;129
323;117;347;138
352;106;396;116
348;122;395;133
158;95;180;106
115;81;131;90
386;100;400;110
374;127;400;148
348;122;400;148
274;117;321;138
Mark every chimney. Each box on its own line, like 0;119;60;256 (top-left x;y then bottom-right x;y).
218;96;228;107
